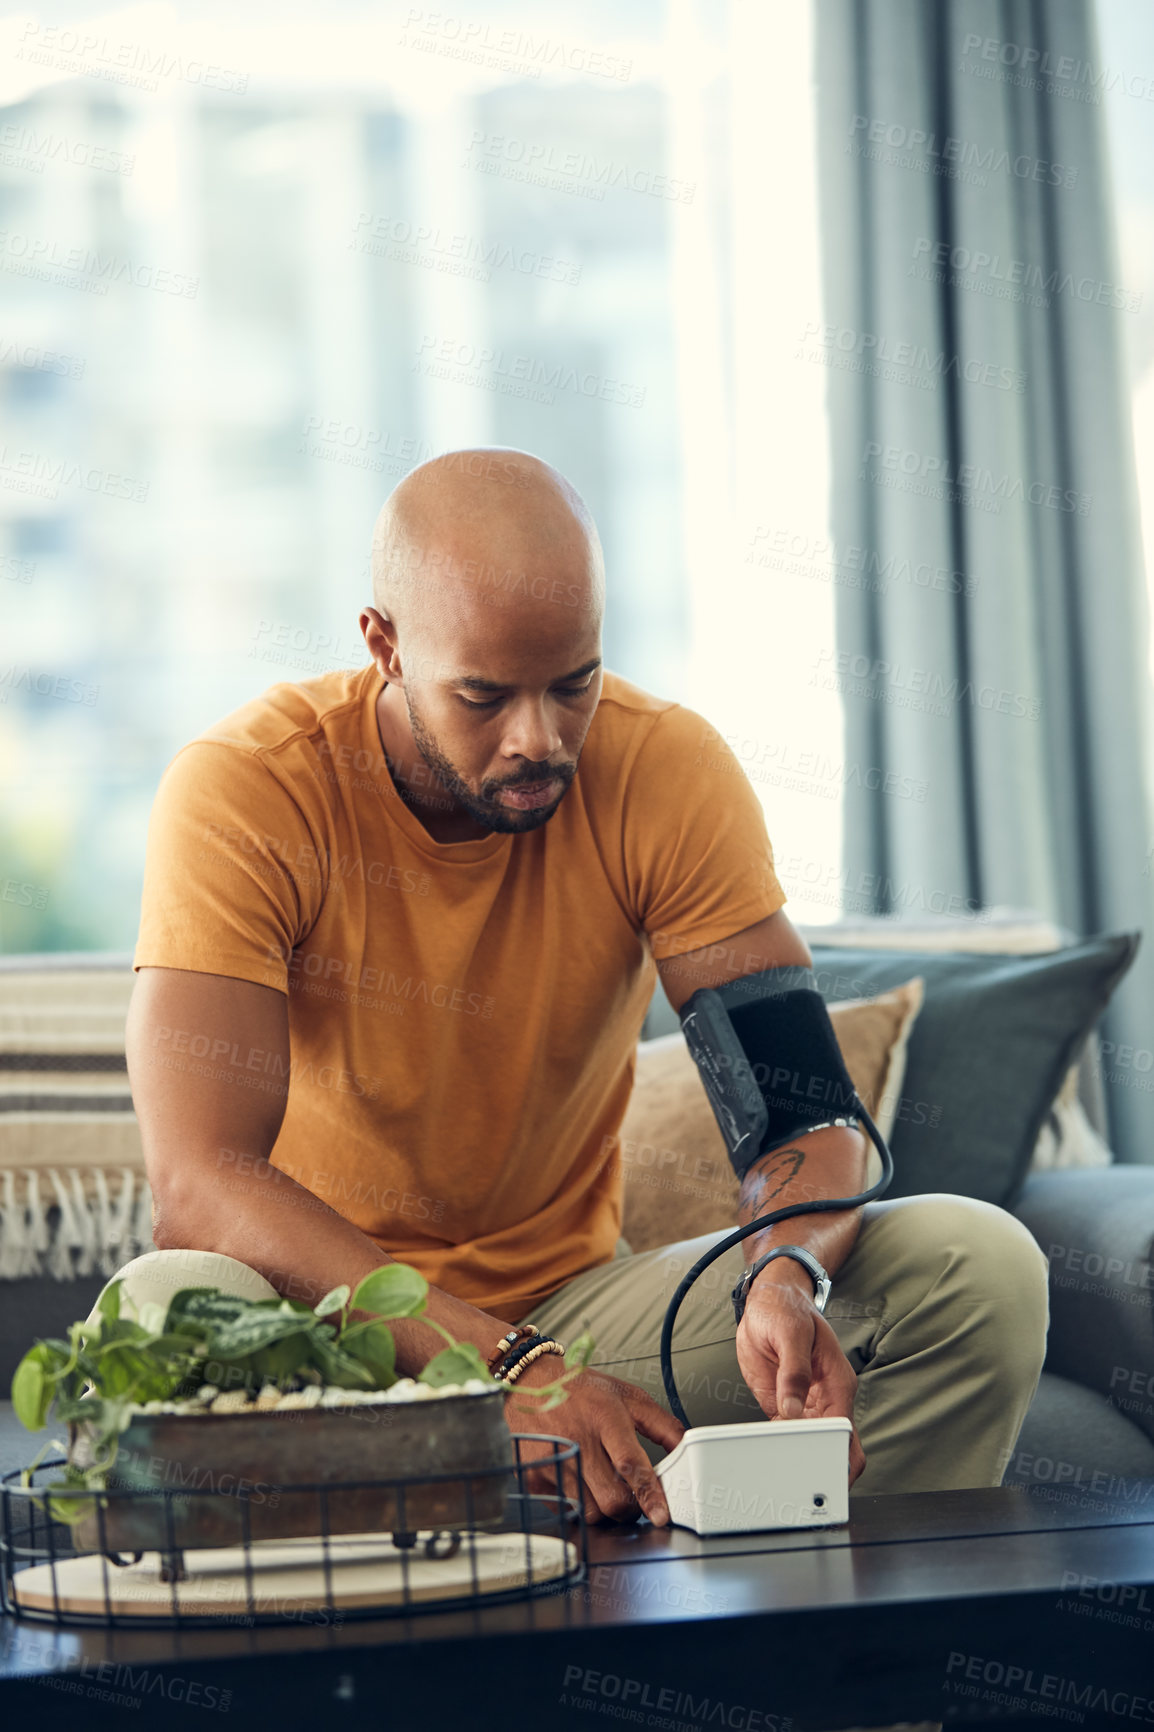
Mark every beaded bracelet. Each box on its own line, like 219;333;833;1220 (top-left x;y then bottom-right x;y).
495;1331;559;1380
500;1339;567;1387
486;1324;538;1376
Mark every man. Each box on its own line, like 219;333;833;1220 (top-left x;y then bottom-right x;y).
117;447;1049;1528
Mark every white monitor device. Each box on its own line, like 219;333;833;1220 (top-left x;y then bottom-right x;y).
655;1415;852;1535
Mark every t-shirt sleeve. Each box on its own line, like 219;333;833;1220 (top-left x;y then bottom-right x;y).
623;703;787;960
133;741;325;994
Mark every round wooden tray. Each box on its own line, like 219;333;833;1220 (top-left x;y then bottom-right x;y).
13;1527;576;1618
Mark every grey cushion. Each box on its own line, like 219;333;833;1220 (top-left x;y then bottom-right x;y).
1006;1371;1154;1493
805;934;1139;1210
1013;1167;1154;1445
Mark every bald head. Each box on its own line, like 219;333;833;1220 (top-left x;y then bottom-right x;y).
370;448;604;645
360;449;606;839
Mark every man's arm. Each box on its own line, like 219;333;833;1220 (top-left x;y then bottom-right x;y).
128;966;525;1375
128;965;683;1522
657;908;870;1482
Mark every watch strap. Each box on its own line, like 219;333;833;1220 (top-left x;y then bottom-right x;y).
732;1244;831;1325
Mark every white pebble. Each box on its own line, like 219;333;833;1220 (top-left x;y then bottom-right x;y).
121;1377;494;1424
210;1390;252;1414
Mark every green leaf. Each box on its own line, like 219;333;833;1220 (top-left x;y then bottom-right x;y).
419;1344;491;1389
138;1331;201;1360
314;1284;350;1318
40;1457;111;1526
35;1337;73;1360
565;1329;596;1373
208;1311;321;1359
96;1279;121;1322
94;1341;169;1400
72;1348;104;1387
309;1335;376;1389
250;1334;317;1385
57;1394;105;1426
11;1348;51;1431
47;1493;91;1526
337;1322;396;1387
164;1288;251;1335
350;1263;428;1320
19;1437;58;1489
94;1317;149;1346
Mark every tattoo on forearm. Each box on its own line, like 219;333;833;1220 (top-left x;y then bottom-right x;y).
741;1145;806;1215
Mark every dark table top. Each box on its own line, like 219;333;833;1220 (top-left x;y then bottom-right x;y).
4;1483;1154;1730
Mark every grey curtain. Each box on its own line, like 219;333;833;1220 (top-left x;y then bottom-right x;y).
813;0;1154;1163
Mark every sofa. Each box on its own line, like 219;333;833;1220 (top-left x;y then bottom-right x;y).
1;910;1153;1499
629;909;1154;1496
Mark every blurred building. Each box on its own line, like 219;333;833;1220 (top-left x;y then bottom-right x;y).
0;41;687;950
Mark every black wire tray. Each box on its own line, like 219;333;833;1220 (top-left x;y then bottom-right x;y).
1;1433;586;1628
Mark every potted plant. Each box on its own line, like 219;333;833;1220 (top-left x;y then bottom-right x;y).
11;1262;592;1559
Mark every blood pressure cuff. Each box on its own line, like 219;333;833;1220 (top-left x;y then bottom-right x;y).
679;965;861;1184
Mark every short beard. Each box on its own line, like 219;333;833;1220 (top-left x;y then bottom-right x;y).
401;686;574;834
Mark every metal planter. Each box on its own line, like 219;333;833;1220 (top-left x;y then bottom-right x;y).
69;1388;514;1556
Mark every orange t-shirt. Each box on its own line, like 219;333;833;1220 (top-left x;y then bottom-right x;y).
134;663;786;1317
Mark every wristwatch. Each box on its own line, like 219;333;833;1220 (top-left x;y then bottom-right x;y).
732;1244;832;1325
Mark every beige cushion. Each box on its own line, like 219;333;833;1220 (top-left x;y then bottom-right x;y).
1030;1060;1112;1171
618;979;925;1254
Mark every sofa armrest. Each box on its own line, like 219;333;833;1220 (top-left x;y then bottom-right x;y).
1011;1168;1154;1443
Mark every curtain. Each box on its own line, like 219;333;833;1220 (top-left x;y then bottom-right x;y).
666;0;848;927
814;0;1154;1162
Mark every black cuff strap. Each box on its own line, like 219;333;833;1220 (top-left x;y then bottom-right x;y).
680;966;862;1185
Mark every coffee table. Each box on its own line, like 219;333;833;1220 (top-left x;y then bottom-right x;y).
3;1483;1153;1730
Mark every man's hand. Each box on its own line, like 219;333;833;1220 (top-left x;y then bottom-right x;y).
503;1358;685;1526
735;1265;867;1486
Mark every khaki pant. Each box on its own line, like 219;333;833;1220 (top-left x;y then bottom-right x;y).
96;1191;1049;1497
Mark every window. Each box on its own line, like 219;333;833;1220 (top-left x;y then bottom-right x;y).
1095;2;1154;715
0;0;842;951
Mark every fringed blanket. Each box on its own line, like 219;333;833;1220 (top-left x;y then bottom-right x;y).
1;960;155;1277
0;1164;155;1279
